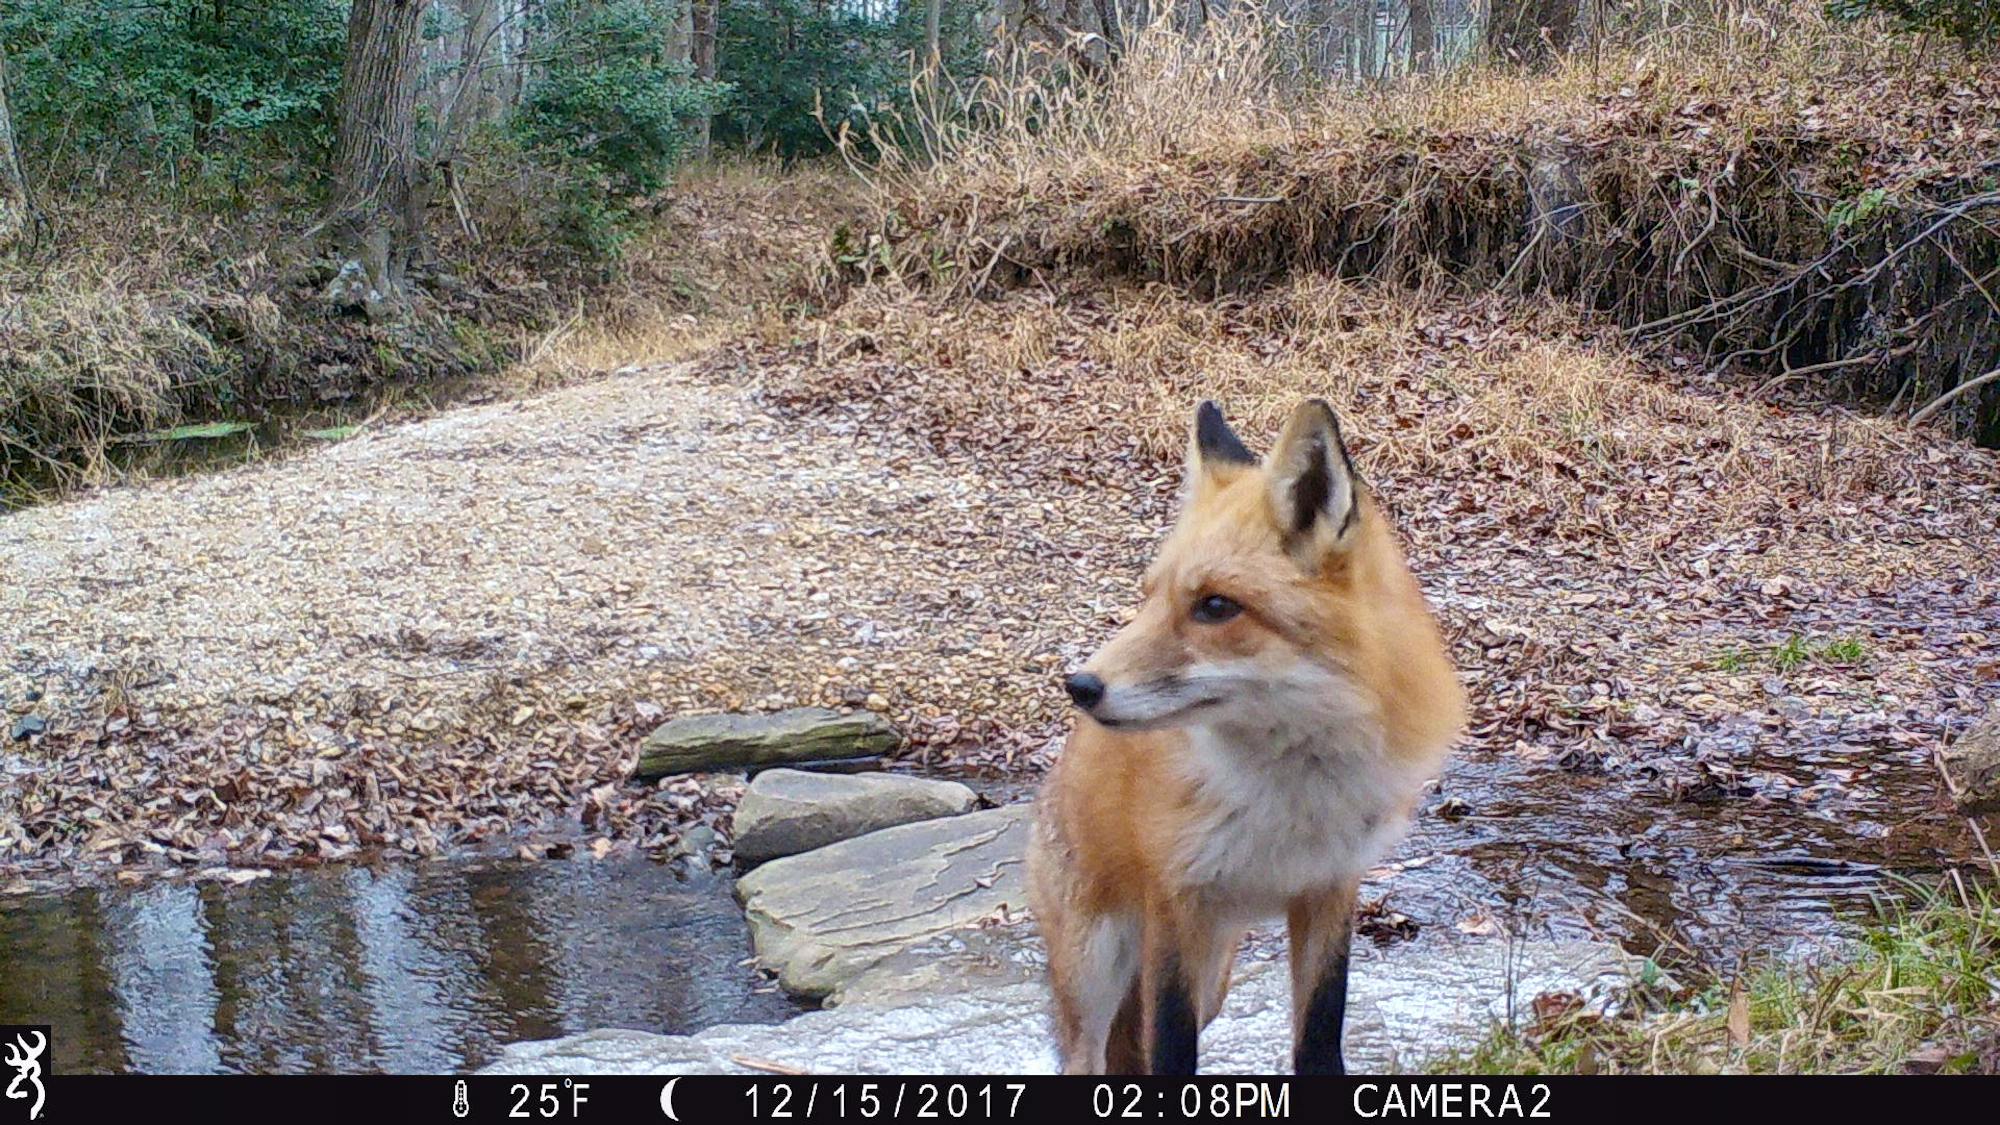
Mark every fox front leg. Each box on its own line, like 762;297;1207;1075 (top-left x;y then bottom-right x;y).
1141;900;1240;1075
1140;918;1201;1075
1287;882;1358;1075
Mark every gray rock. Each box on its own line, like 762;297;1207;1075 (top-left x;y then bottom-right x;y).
1942;708;2000;816
483;930;1646;1076
634;708;900;778
828;924;1045;1009
671;825;719;872
733;769;978;865
675;825;719;855
323;256;397;323
736;806;1028;1000
485;1027;723;1073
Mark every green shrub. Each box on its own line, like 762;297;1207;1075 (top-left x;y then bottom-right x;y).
507;0;729;256
715;0;986;157
1;0;347;164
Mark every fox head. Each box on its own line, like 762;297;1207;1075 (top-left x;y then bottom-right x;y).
1064;399;1460;750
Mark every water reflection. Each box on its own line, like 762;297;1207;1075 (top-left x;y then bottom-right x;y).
106;884;223;1072
0;857;799;1074
1383;747;1949;971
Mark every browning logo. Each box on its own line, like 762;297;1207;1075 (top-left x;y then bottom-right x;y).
1;1027;46;1122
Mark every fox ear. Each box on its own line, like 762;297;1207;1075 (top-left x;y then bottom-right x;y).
1266;400;1359;567
1184;398;1248;468
1185;400;1257;493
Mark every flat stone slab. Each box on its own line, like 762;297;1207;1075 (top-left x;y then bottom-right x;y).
735;806;1029;999
827;925;1044;1009
634;708;900;778
483;931;1646;1075
733;769;978;865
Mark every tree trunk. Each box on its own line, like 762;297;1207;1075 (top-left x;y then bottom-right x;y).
461;0;505;126
1352;0;1377;81
0;40;31;250
667;0;693;67
327;0;431;319
1407;0;1434;73
691;0;717;156
1486;0;1577;67
926;0;944;70
1091;0;1123;63
502;0;530;111
439;0;507;156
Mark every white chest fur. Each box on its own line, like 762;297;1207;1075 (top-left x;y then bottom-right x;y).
1168;713;1424;914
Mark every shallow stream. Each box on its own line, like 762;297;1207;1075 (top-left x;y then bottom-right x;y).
0;733;1978;1073
0;856;798;1074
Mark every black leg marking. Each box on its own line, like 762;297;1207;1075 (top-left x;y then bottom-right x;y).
1149;959;1200;1075
1293;950;1350;1075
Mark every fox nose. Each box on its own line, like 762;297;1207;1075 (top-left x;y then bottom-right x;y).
1064;672;1106;710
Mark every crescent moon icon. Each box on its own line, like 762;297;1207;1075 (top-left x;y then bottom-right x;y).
660;1076;681;1121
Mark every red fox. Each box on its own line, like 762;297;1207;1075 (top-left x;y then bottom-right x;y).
1027;399;1465;1075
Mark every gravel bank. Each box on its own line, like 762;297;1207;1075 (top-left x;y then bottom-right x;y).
0;361;1135;886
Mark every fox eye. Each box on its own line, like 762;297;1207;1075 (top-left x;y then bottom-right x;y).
1191;594;1243;624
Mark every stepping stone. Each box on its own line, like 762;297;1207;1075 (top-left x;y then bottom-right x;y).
633;707;899;778
732;768;978;865
735;805;1029;1000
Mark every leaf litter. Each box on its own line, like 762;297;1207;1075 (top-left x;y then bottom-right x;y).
3;272;1996;914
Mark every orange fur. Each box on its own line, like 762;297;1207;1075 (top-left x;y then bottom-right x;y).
1027;399;1465;1074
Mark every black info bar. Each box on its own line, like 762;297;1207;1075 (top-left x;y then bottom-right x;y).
25;1074;1914;1123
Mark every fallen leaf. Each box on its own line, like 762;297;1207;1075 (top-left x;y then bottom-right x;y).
1456;913;1500;936
1726;977;1751;1048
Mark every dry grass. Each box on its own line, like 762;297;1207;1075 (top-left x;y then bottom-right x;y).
770;275;1977;569
847;9;2000;438
1439;879;2000;1074
522;160;854;379
873;7;1994;278
459;158;860;399
0;205;232;497
0;189;524;501
0;158;862;504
